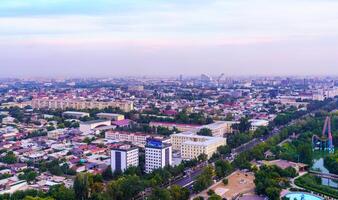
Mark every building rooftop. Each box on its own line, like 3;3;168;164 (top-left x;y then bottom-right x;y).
80;119;111;125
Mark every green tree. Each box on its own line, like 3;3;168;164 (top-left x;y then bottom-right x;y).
48;185;75;200
265;187;281;200
197;153;208;162
18;169;38;182
193;166;215;192
197;128;212;136
105;175;144;200
169;185;190;200
102;166;113;180
74;173;92;200
148;188;171;200
215;160;232;178
1;151;17;164
232;117;251;133
24;197;54;200
208;194;222;200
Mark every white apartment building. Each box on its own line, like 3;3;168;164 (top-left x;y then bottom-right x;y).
29;98;134;112
171;132;227;159
199;121;236;137
110;144;139;173
145;139;172;173
105;131;150;147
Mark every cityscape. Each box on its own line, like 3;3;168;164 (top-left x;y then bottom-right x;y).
1;1;338;200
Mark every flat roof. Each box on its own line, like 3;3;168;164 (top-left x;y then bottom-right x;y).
81;119;111;125
97;113;123;116
63;111;89;115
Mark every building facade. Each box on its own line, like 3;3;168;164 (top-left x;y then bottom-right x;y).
105;131;150;147
145;139;172;173
110;144;139;173
96;113;125;121
29;98;134;112
199;121;237;137
171;132;227;159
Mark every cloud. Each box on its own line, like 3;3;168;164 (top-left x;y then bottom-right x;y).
0;0;338;77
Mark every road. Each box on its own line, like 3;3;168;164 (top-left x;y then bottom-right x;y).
171;167;204;187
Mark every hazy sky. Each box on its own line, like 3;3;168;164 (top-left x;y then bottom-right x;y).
1;0;338;77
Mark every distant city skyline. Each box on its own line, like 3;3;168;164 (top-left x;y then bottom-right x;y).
1;0;338;77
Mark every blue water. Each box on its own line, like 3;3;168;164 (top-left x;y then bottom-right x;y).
285;192;323;200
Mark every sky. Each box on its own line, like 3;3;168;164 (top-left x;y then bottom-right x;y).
1;0;338;78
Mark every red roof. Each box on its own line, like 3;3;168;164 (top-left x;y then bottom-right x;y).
112;119;131;126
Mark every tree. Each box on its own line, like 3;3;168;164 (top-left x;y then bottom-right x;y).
324;152;338;175
197;128;212;136
215;160;232;178
116;175;144;200
207;189;215;196
83;137;93;144
208;194;222;200
232;153;251;170
265;187;281;200
1;151;17;164
18;169;38;182
197;153;208;162
24;197;54;200
232;117;251;133
105;175;144;200
102;166;113;180
297;143;313;165
193;166;215;192
57;123;65;129
254;165;291;199
217;145;230;156
148;188;171;200
169;185;190;200
48;184;75;200
225;112;234;121
60;163;76;175
74;173;92;200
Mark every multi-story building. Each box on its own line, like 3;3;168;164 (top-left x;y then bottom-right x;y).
96;113;125;121
149;122;200;132
145;138;172;173
62;111;90;119
105;131;151;147
79;119;111;133
249;119;269;131
47;129;66;140
29;98;134;112
171;132;227;159
199;121;237;137
110;144;139;173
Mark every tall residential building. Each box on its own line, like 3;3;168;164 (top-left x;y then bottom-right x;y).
110;144;139;173
145;138;172;173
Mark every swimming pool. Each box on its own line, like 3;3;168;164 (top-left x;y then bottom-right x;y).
284;192;323;200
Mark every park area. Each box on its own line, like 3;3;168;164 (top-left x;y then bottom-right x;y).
198;170;256;199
